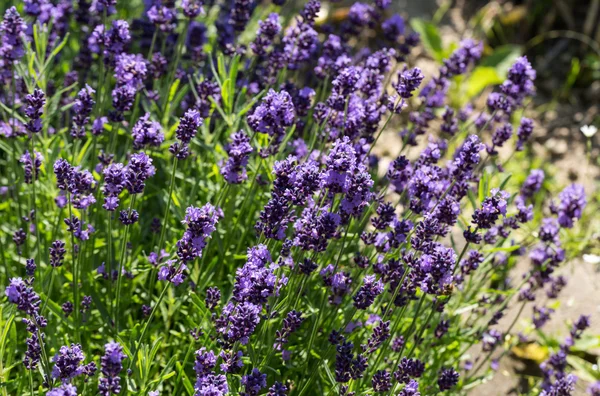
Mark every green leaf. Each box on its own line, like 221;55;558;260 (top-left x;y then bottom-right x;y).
410;19;444;61
480;45;522;78
572;335;600;352
484;244;522;254
566;355;600;382
222;78;232;113
465;66;503;99
181;368;194;395
39;293;75;329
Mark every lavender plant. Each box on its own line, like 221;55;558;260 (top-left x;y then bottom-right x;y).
0;1;596;395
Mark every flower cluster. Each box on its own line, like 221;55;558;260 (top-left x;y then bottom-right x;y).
0;2;593;396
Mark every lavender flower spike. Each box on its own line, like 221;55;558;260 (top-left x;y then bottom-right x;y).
98;342;126;396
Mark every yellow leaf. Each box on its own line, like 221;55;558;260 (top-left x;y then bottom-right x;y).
511;343;548;363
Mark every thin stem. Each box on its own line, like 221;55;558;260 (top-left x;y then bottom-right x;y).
127;279;170;371
114;195;137;331
67;193;80;340
29;136;43;284
467;301;527;380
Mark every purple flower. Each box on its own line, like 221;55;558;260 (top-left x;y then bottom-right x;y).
119;209;139;225
482;329;502;351
0;7;26;79
555;184;586;228
158;260;188;286
382;14;404;41
248;89;295;141
315;34;347;78
250;13;280;56
282;21;318;70
541;374;577;396
102;162;125;210
20;150;43;184
170;108;202;158
334;339;355;383
229;0;253;31
50;240;66;268
274;310;303;351
394;357;425;384
501;56;536;106
348;2;374;27
588;381;600;396
394;67;424;98
301;0;321;24
533;306;554;329
321;267;353;305
51;343;92;382
232;245;286;305
516;117;534;151
194;347;216;378
124;152;155;194
149;52;167;79
23;327;44;369
353;275;384;309
62;301;73;317
267;382;288;396
472;189;509;229
332;66;362;96
110;85;136;121
294;205;340;253
438;367;459;391
218;301;261;345
340;164;374;219
177;204;222;263
53;158;96;210
415;243;457;294
460;250;483;275
241;368;267;396
0;118;25;138
131;113;164;150
24;259;36;277
46;384;78;396
321;137;357;193
489;123;513;153
221;130;253;184
148;5;176;32
441;39;482;78
205;287;221;310
102;20;131;65
195;373;229;395
98;342;126;396
372;370;392;392
364;320;390;353
521;169;544;199
24;88;46;134
5;277;40;316
71;85;95;138
181;0;204;18
175;109;202;144
399;379;420;396
13;228;26;252
115;53;147;89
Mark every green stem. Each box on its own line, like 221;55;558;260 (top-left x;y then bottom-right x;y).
29;136;43;283
67;194;80;340
127;280;170;371
114;195;137;332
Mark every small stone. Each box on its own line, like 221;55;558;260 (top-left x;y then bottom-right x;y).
546;138;567;155
545;110;558;122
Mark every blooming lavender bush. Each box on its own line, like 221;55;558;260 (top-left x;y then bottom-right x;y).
0;1;596;395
